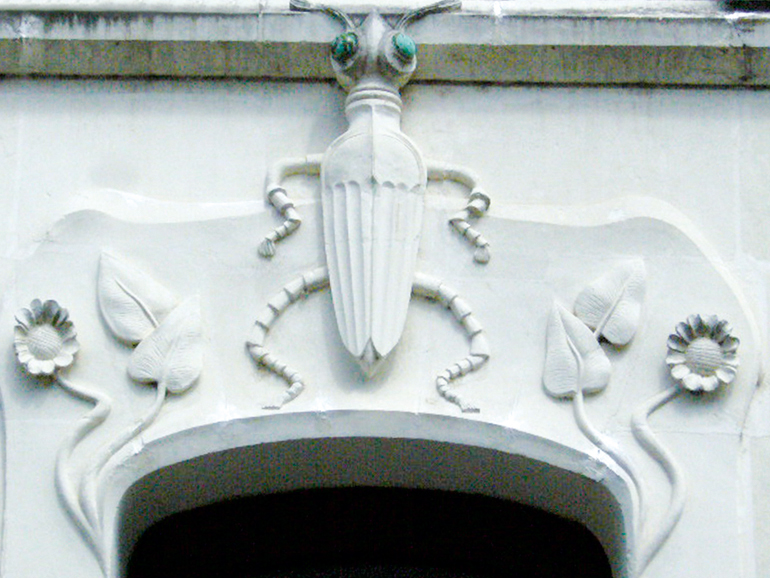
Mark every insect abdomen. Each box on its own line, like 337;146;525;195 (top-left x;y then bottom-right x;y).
322;131;426;364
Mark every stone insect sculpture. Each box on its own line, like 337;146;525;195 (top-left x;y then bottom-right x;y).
248;0;491;411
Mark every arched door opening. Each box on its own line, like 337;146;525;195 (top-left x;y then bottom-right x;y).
126;486;612;578
112;418;630;577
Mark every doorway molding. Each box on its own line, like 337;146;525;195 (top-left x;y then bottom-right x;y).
107;411;633;577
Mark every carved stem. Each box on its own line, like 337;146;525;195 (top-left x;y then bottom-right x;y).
573;386;644;534
54;374;112;564
631;385;685;576
565;328;644;529
80;382;168;552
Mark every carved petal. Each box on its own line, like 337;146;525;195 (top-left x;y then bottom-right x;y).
128;297;203;394
544;303;611;398
574;260;646;346
98;252;177;344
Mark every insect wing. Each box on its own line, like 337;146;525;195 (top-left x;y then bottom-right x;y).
322;131;426;360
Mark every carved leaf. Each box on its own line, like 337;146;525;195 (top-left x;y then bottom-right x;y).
574;260;646;346
128;297;203;394
98;251;177;344
543;303;611;398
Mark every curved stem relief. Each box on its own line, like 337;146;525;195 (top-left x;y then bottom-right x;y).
631;385;684;576
54;375;112;565
573;387;645;533
80;382;167;555
565;329;644;532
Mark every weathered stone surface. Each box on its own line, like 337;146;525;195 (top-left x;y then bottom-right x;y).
0;7;768;85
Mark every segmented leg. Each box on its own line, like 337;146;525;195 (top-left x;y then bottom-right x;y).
413;272;490;413
258;154;323;258
427;160;492;264
247;267;329;409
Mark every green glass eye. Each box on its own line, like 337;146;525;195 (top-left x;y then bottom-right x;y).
392;33;416;62
331;32;359;63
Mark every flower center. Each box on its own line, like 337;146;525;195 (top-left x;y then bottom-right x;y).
27;325;63;360
685;337;723;375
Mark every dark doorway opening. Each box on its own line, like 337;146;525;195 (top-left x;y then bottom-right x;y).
126;487;612;578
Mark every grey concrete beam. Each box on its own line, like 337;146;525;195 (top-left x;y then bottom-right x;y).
0;9;768;86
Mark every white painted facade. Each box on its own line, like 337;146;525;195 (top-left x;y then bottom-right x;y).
1;1;769;576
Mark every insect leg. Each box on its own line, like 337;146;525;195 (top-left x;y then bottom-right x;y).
259;154;323;258
427;160;491;264
247;266;329;409
413;272;490;413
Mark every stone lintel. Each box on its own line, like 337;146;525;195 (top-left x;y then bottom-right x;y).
0;9;768;86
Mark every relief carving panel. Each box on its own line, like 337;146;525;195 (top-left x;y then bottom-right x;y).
0;3;761;577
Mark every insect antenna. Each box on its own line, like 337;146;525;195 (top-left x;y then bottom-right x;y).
290;0;355;30
395;0;461;29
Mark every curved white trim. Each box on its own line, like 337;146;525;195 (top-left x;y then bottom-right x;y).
101;411;634;578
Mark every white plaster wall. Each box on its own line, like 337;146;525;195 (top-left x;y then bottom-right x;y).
0;76;768;577
2;80;767;268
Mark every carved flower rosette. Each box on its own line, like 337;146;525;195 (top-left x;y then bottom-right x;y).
666;314;739;393
10;252;204;571
14;299;80;376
